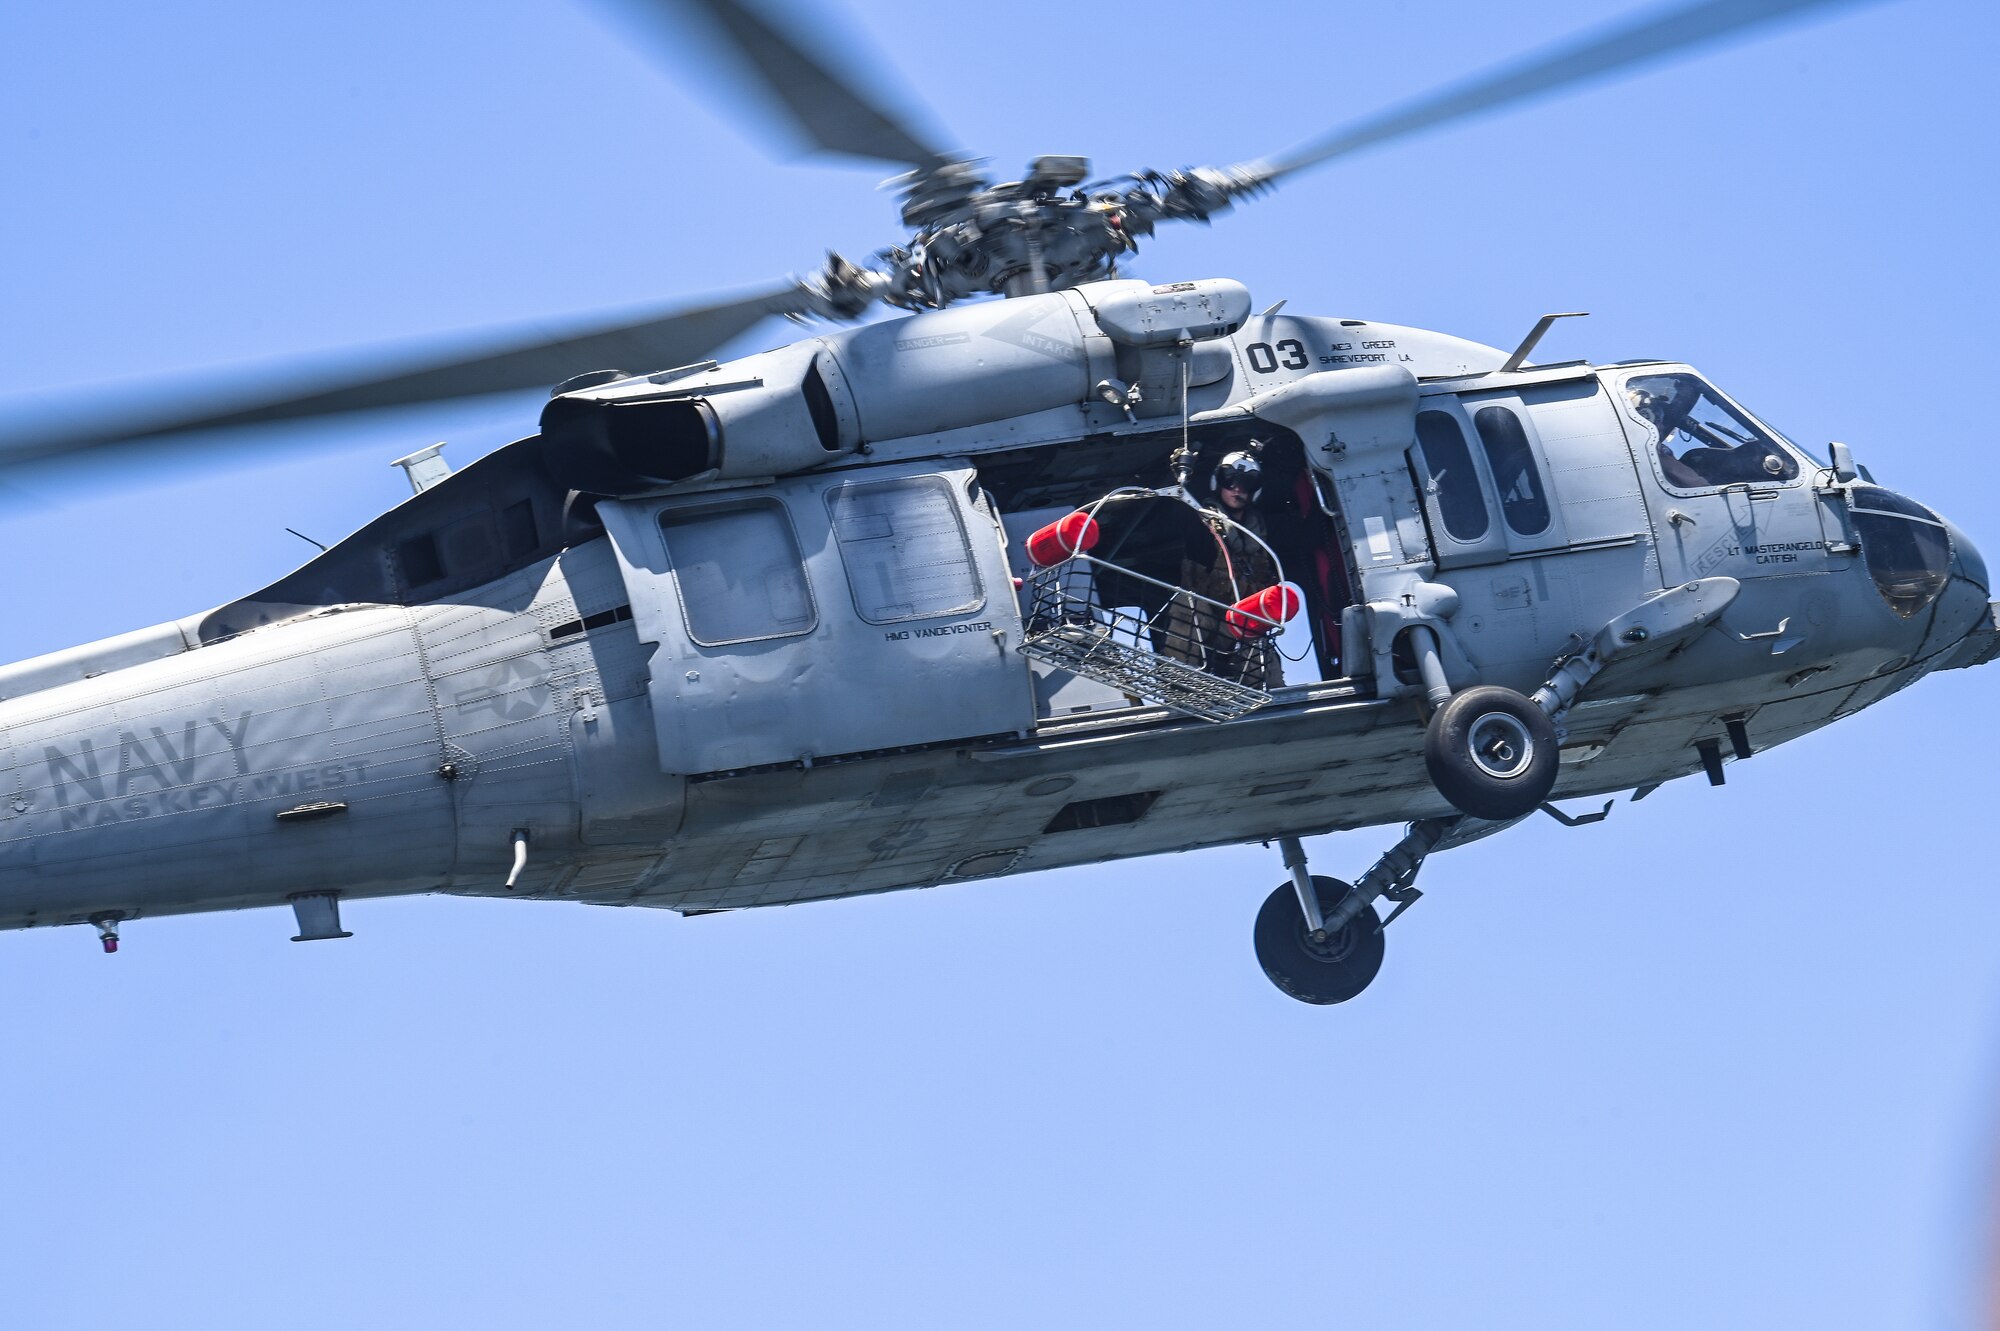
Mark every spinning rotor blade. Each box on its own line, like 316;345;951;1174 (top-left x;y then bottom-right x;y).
1238;0;1879;185
0;284;807;468
602;0;952;169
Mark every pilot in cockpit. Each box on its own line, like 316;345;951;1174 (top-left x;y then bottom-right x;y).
1629;373;1797;489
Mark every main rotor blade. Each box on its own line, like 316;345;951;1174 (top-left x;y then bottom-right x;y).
600;0;952;169
0;284;807;468
1239;0;1879;185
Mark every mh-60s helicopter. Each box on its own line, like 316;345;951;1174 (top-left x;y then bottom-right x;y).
0;0;1989;1004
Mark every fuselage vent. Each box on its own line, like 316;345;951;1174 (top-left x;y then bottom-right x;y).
1042;791;1162;834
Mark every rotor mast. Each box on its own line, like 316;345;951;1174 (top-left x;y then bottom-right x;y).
0;0;1886;466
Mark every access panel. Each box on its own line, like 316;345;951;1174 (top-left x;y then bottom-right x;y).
599;463;1031;774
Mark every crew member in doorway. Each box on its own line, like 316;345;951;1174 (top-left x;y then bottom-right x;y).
1162;449;1284;688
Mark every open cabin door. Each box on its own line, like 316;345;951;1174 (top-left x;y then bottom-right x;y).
599;463;1031;774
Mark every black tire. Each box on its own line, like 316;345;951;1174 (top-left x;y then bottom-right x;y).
1423;684;1559;821
1253;876;1385;1005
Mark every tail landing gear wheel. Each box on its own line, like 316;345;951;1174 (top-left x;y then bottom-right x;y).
1254;875;1384;1005
1423;685;1559;821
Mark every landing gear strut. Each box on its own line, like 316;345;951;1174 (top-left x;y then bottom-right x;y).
1254;823;1454;1004
1254;871;1383;1005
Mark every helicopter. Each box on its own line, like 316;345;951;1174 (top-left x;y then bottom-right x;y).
0;0;1989;1006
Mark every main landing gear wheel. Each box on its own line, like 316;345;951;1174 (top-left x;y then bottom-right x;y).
1254;875;1385;1005
1423;685;1559;821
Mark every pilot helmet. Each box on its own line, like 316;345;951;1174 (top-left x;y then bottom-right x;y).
1212;450;1263;502
1628;386;1666;421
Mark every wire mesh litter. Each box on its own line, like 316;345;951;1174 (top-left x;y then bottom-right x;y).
1018;561;1276;722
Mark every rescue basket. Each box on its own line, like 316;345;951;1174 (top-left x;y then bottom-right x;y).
1016;490;1297;722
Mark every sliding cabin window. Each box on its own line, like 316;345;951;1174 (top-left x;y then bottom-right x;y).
826;476;984;625
1415;409;1491;543
660;501;817;647
1473;405;1554;538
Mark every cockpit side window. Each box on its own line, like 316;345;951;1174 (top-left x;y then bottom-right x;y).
1625;372;1800;489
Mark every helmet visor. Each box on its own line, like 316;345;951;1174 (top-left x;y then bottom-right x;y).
1214;461;1261;490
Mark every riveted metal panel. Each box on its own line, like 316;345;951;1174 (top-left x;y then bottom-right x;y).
602;462;1032;775
1518;376;1652;548
0;606;457;929
413;559;595;889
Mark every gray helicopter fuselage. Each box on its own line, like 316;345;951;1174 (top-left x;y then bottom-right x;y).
0;279;1990;935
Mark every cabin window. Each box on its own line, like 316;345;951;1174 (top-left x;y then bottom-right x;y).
1415;410;1490;542
827;476;984;624
660;501;816;646
1473;405;1552;537
1624;372;1801;489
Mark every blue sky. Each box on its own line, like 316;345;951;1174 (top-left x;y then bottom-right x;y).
1;1;1997;1327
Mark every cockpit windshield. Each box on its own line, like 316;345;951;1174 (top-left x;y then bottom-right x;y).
1624;372;1800;489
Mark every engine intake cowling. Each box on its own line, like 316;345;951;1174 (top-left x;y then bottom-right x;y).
540;340;859;495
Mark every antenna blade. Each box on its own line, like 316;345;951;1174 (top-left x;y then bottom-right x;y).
1238;0;1880;185
600;0;953;169
0;284;809;468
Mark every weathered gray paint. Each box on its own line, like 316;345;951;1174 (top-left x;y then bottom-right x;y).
0;604;456;926
0;278;1988;941
602;462;1030;775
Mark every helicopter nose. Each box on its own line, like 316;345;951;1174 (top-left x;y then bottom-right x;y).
1944;517;1989;597
1923;515;1993;658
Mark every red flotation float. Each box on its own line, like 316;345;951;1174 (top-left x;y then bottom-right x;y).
1024;510;1101;567
1226;584;1302;639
